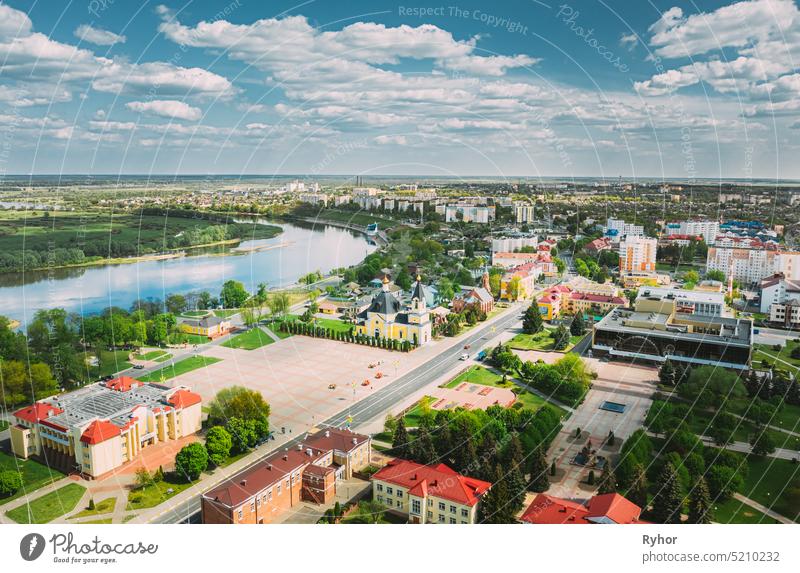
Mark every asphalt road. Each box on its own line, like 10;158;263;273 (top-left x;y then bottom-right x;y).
152;302;524;524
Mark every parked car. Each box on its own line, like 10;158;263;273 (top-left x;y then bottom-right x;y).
132;364;144;370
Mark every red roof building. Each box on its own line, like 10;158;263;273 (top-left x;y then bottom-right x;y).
371;458;492;523
80;419;122;445
167;389;202;409
520;493;646;524
13;402;63;424
104;376;141;392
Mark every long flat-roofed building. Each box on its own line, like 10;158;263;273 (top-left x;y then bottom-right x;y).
592;288;752;370
10;376;202;479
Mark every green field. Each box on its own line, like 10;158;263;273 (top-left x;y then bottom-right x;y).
214;309;239;319
221;327;274;350
741;456;800;522
302;209;399;228
136;355;222;382
6;483;86;524
135;349;169;361
70;496;117;519
713;498;780;524
0;420;8;432
95;348;132;377
755;341;800;373
443;365;504;389
285;314;354;334
507;329;582;352
154;352;173;362
180;333;211;345
126;478;194;511
0;451;65;506
181;311;210;318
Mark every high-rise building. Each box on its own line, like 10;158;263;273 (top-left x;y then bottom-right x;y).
664;220;719;244
618;235;657;273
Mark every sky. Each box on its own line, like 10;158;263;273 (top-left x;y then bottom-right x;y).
0;0;798;179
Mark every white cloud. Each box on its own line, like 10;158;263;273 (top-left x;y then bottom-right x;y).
126;100;202;121
74;24;126;46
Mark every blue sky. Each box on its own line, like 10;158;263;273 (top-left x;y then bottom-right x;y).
0;0;798;178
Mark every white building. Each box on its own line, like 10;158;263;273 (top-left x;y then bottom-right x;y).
445;204;494;224
706;237;800;285
605;218;644;240
492;236;538;253
619;235;657;274
664;220;720;244
515;203;535;224
353;187;380;197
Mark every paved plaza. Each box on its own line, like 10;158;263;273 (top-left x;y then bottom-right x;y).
163;331;469;437
429;383;516;411
545;358;658;501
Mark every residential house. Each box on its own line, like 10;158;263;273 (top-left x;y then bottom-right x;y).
179;315;232;339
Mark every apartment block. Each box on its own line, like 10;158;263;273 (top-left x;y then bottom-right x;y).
618;235;657;274
664;220;719;244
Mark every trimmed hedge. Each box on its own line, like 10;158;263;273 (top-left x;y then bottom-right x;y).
278;320;413;352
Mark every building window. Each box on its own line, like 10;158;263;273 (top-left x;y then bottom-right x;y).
237;510;242;520
376;484;383;492
267;489;272;501
461;508;468;518
438;515;445;523
449;505;456;514
250;501;255;512
427;511;432;519
396;500;402;508
412;500;421;514
277;483;282;495
386;487;393;495
377;496;384;503
438;502;445;511
450;517;456;524
396;490;403;498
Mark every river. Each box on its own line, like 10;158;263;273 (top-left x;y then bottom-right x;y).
0;220;377;324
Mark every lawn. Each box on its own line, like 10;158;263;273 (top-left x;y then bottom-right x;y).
741;456;800;522
507;329;582;352
285;314;354;334
713;498;779;524
69;496;117;519
95;348;132;377
6;483;86;524
0;451;65;506
135;349;169;361
755;341;800;371
181;311;210;318
265;324;293;339
154;352;173;363
304;209;399;228
222;327;274;350
214;309;239;319
443;365;503;389
136;355;222;382
180;333;211;345
403;397;436;427
0;420;8;431
126;478;195;511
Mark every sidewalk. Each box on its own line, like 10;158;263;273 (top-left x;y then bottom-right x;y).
733;493;794;524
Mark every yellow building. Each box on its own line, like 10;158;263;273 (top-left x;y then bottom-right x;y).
354;278;432;346
371;459;492;524
179;315;232;339
10;377;202;479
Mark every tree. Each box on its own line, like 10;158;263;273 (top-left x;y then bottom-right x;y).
503;435;527;512
392;417;411;459
706;269;725;282
570;313;586;336
226;417;258;454
507;276;522;301
205;426;233;466
383;413;397;436
175;442;209;481
650;463;684;524
597;463;617;494
220;280;249;309
659;359;676;386
522;304;544;334
134;468;152;488
627;463;649;509
750;431;776;457
412;427;438;465
206;386;271;436
689;477;713;524
0;470;22;497
268;291;290;319
479;465;513;523
551;324;570;350
165;293;188;315
527;448;550;492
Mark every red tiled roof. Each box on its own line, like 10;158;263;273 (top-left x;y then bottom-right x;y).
305;428;370;454
13;402;63;424
105;376;140;392
80;420;121;445
520;494;590;524
520;493;645;524
372;459;491;506
585;493;646;524
570;292;626;304
167;389;202;409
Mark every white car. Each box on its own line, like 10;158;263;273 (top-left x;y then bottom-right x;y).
459;353;470;361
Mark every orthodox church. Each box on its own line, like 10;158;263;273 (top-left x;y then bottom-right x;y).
354;277;432;346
